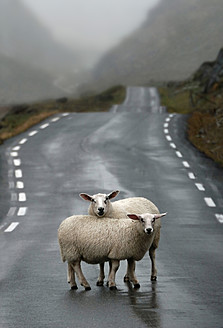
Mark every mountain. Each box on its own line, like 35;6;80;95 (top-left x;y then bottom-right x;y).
87;0;223;92
0;0;81;104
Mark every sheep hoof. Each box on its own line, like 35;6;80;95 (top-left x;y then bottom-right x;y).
151;276;157;281
85;286;91;291
124;276;129;282
96;281;104;286
71;285;78;290
134;283;140;289
109;286;117;290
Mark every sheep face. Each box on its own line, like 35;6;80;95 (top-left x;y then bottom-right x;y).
127;212;167;235
79;190;120;217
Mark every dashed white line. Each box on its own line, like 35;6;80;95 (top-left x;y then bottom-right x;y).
164;123;169;128
62;113;69;116
12;146;20;151
204;197;216;207
7;207;17;217
166;135;172;141
51;117;60;122
10;152;18;157
9;181;15;189
29;130;38;136
195;183;205;191
4;222;19;232
16;181;24;189
164;129;169;134
170;143;176;149
15;169;22;178
165;117;171;122
13;159;21;166
215;214;223;223
18;193;26;202
17;207;27;216
188;172;196;180
11;193;17;201
176;151;183;158
182;161;190;168
40;123;49;129
8;169;13;178
19;138;27;145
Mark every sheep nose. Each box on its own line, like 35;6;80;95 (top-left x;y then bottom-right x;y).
146;228;152;234
98;207;104;213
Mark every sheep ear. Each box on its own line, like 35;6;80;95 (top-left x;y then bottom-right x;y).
127;214;140;221
79;193;93;202
154;212;167;219
107;190;120;200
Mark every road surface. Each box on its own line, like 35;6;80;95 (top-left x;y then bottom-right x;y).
0;87;223;328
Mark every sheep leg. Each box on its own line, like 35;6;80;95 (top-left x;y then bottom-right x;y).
127;258;140;288
71;261;91;290
124;260;130;282
67;262;78;289
96;262;105;286
108;260;120;290
149;245;157;281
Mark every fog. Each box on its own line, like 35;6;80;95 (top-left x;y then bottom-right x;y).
21;0;160;67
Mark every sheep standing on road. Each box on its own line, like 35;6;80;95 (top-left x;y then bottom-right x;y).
79;191;162;285
58;212;166;290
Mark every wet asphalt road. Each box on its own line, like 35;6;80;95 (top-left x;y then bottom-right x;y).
0;87;223;328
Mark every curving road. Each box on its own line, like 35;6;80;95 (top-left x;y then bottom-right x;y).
0;87;223;328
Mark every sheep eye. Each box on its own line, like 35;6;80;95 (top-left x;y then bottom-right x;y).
104;200;107;204
152;218;155;223
140;218;144;223
92;199;96;203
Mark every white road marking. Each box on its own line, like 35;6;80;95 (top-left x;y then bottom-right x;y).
40;123;49;129
19;193;26;202
182;161;190;168
8;169;13;177
10;152;18;157
166;135;172;141
215;214;223;223
15;169;22;178
12;146;20;151
9;181;15;189
13;159;21;166
195;183;205;191
16;181;24;189
11;193;17;201
29;130;38;136
176;151;183;158
17;207;27;216
4;222;19;232
170;143;176;149
62;113;69;116
165;117;171;122
19;138;27;144
51;117;60;122
204;197;216;207
164;129;169;134
188;172;196;179
7;207;17;217
164;123;169;128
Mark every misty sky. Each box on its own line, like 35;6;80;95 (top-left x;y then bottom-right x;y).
21;0;159;59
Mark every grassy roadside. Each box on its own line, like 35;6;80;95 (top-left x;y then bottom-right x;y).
158;82;223;167
0;85;126;144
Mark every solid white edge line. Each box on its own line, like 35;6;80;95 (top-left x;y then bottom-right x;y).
4;222;19;232
204;197;216;207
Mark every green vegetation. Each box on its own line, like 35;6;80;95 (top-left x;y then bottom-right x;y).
0;85;126;143
159;80;223;167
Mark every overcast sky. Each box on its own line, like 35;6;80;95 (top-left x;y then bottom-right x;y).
21;0;160;57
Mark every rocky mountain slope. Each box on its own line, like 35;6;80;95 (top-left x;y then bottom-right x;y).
86;0;223;92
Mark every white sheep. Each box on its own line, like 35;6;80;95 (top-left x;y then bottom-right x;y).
79;190;161;284
58;212;166;290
